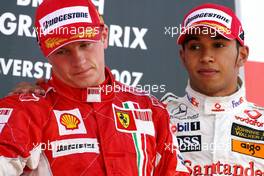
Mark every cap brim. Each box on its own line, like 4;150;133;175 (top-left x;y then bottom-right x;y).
43;29;102;57
177;23;236;44
47;38;101;57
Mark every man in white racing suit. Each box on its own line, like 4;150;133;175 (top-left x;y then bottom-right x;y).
161;3;264;176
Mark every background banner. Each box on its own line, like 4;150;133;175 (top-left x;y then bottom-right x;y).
1;0;262;106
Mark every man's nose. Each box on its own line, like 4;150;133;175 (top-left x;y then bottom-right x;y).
200;49;214;63
71;50;86;66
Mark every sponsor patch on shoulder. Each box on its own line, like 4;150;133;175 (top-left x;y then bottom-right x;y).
231;139;264;159
0;108;13;121
0;108;13;133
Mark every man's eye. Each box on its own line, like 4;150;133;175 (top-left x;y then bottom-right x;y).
80;43;92;48
55;49;66;55
189;44;200;50
214;43;225;48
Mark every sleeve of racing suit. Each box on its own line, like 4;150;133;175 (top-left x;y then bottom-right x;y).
0;95;47;176
153;106;190;176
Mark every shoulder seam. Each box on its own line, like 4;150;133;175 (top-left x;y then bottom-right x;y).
160;92;178;104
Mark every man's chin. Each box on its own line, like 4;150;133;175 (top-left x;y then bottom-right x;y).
79;80;99;88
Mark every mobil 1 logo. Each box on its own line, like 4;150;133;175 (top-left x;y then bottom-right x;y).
177;135;201;152
177;121;200;132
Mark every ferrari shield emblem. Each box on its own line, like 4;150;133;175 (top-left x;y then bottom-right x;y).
117;111;130;128
112;102;155;136
112;104;137;133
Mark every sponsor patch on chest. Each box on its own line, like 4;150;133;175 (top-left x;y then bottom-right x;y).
177;135;201;152
171;121;200;133
112;102;154;136
169;103;199;121
53;108;87;135
234;109;263;127
50;138;99;158
231;123;264;141
231;139;264;159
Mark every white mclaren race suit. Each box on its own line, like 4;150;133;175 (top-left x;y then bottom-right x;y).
162;80;264;176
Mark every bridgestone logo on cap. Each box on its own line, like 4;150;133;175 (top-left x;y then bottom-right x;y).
39;6;92;35
184;8;232;28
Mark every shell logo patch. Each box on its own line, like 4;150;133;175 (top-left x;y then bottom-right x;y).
60;113;80;130
53;108;87;135
117;111;130;128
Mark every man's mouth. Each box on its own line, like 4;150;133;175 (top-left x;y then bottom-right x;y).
197;68;219;76
73;67;93;76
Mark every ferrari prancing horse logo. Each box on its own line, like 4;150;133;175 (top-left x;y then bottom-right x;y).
112;103;154;136
112;104;137;132
117;111;130;128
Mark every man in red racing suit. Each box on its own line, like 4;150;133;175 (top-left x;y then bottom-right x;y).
0;68;189;175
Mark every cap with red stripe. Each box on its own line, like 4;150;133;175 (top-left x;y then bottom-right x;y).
177;3;244;46
35;0;104;57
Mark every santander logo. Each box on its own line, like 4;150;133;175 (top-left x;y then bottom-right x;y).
185;160;263;175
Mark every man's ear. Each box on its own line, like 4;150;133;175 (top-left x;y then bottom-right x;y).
101;24;109;49
237;45;249;67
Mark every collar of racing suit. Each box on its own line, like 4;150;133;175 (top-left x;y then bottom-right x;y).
185;77;247;115
47;67;115;102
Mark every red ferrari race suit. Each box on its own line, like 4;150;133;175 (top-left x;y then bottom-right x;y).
162;79;264;176
0;68;189;176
